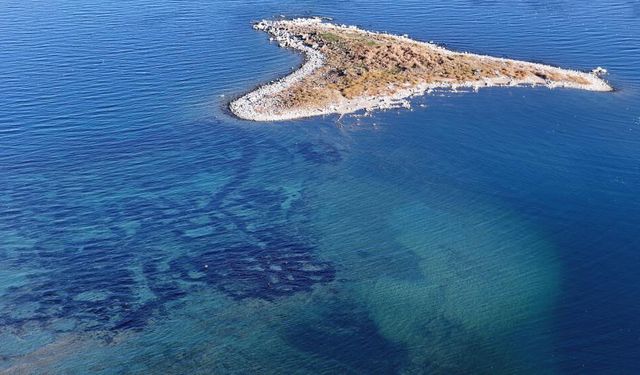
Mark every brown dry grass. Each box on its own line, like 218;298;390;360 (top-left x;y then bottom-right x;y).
265;24;593;114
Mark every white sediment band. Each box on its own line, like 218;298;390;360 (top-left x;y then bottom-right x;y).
229;18;613;122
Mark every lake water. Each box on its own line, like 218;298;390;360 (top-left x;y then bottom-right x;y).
1;0;639;373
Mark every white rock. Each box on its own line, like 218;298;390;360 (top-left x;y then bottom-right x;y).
591;66;608;75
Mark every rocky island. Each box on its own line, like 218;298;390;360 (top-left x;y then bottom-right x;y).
230;18;612;122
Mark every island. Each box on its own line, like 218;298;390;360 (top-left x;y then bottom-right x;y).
230;18;612;122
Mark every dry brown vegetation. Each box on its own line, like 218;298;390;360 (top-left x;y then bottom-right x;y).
269;25;594;112
235;20;607;120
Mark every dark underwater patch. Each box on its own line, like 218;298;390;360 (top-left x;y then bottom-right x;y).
283;302;408;374
0;121;335;335
295;140;343;165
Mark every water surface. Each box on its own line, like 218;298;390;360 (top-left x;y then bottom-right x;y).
1;0;639;373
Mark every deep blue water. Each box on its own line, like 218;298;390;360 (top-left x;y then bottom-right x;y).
1;0;639;373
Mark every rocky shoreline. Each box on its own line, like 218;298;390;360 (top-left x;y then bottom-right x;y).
230;18;612;122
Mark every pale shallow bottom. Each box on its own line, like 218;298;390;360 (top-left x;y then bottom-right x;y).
1;0;639;373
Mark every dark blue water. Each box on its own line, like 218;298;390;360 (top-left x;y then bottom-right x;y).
1;0;639;373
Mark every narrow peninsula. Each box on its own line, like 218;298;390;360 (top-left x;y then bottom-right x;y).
230;18;612;122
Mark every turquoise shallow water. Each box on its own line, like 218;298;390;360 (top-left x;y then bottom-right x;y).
1;0;640;373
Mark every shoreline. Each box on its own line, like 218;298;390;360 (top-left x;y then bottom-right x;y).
229;18;612;122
